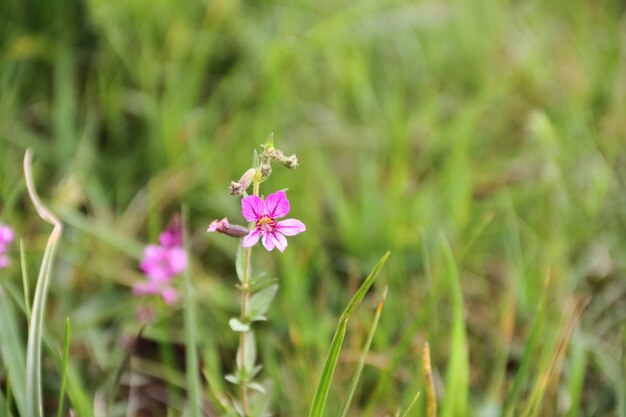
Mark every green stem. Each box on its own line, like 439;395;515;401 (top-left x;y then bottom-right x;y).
239;245;251;414
239;169;261;415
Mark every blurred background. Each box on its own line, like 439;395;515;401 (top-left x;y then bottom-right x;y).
1;0;625;415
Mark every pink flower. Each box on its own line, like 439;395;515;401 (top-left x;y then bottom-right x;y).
241;191;306;252
0;224;14;270
158;217;183;247
134;219;186;304
133;280;178;304
139;244;187;281
0;224;14;250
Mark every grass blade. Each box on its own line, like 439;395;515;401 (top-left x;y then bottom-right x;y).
439;235;468;417
56;318;70;417
20;239;31;321
501;271;549;417
0;285;26;417
24;149;63;417
0;387;6;417
308;251;390;417
338;286;388;417
399;391;421;417
183;207;202;417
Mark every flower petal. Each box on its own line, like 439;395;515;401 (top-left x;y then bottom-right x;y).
264;191;290;219
207;218;226;232
0;225;14;245
242;229;261;247
167;247;187;275
262;233;275;251
273;232;288;253
133;280;160;295
276;219;306;236
242;195;265;222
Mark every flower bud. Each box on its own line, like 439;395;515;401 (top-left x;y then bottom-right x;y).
229;168;257;196
207;218;249;238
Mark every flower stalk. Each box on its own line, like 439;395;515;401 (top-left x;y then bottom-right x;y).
207;137;304;416
239;171;258;413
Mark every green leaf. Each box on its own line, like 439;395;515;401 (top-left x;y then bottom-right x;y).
236;331;256;375
247;285;278;321
247;382;267;394
308;251;390;417
235;244;245;283
225;374;240;385
238;277;277;293
249;381;273;417
229;318;251;332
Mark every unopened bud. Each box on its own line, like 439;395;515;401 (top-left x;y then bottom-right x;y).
207;218;249;238
229;168;257;196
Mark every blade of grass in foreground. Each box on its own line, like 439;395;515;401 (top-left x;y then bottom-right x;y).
308;251;390;417
0;285;26;417
20;240;31;321
183;207;202;417
24;149;63;417
338;286;388;417
56;318;71;417
439;235;468;417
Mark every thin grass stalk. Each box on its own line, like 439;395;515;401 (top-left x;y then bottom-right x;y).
399;391;421;417
423;342;437;417
20;240;31;321
24;149;63;417
338;286;388;417
0;286;26;416
0;386;6;417
56;318;70;417
182;207;202;417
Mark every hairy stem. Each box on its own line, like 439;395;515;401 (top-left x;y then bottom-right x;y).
239;169;261;414
239;245;252;414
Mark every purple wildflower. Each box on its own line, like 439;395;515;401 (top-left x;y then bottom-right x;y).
0;224;14;270
139;244;187;281
158;216;183;247
133;220;186;304
241;191;306;252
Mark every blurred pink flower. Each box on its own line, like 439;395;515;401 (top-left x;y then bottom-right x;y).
241;190;306;252
134;219;186;304
0;224;14;270
158;217;183;248
133;279;178;304
139;245;187;281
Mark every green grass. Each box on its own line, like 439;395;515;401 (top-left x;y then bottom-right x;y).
1;0;626;416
